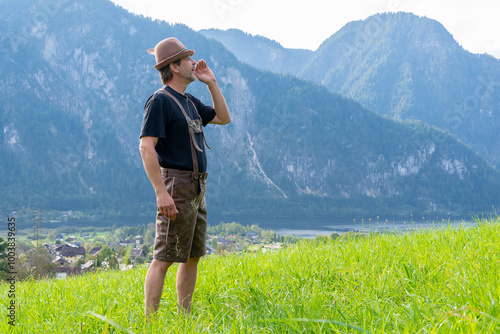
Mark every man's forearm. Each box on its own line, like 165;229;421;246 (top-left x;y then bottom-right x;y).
207;81;231;124
139;142;177;219
140;146;166;195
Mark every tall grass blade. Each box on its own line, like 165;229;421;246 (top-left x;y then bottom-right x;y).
87;311;136;334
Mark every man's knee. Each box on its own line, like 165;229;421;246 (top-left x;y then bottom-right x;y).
185;257;200;267
151;258;173;274
177;257;200;276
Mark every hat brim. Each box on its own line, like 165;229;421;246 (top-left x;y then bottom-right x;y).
154;49;195;71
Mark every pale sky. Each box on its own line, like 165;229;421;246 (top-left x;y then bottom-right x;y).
110;0;500;58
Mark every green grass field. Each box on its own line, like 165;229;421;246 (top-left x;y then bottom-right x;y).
1;218;499;333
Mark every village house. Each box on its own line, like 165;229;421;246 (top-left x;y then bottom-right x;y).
66;236;77;243
59;244;86;263
206;244;215;255
55;267;82;279
54;257;95;279
89;246;102;256
129;249;146;260
134;235;144;248
81;260;95;271
262;243;282;253
44;242;56;256
51;256;68;266
62;210;73;217
216;237;231;246
118;238;134;247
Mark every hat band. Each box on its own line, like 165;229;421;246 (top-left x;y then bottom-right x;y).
157;48;188;64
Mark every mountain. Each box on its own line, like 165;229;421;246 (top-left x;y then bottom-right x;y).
300;13;500;169
203;13;500;170
1;0;499;221
199;29;313;76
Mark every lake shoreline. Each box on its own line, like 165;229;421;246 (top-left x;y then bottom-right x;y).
2;212;482;238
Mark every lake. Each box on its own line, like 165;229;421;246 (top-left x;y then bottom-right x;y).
4;213;478;237
217;215;477;237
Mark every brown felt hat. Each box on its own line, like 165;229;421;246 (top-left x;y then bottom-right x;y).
147;37;195;71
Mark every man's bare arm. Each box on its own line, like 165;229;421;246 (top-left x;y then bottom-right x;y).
193;59;231;125
207;81;231;125
139;136;178;219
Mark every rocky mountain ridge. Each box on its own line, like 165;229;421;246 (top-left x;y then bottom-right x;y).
201;13;500;169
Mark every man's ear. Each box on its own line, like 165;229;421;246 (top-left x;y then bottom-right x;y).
170;62;180;74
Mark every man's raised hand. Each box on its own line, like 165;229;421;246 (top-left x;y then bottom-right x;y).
193;59;216;84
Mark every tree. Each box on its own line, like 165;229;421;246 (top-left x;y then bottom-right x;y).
113;228;126;242
92;238;105;248
83;242;93;253
249;224;262;234
261;230;276;242
226;222;245;236
15;249;57;280
92;241;103;249
94;245;115;268
73;257;85;268
210;237;218;249
107;256;119;269
144;229;154;245
0;237;9;280
216;244;225;255
46;231;55;242
122;246;132;265
141;244;150;255
0;237;6;257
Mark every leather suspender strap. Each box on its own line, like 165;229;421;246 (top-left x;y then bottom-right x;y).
187;98;212;150
158;88;206;175
158;88;211;150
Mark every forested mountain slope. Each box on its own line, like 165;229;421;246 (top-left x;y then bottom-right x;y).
202;13;500;169
1;1;498;219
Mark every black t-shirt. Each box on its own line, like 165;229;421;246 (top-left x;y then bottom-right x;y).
140;85;216;173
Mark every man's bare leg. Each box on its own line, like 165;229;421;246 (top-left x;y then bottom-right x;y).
145;259;172;317
176;257;200;314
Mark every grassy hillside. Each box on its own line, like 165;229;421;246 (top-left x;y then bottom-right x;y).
2;219;500;333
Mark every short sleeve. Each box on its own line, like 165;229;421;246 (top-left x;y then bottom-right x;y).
187;94;216;127
140;93;168;139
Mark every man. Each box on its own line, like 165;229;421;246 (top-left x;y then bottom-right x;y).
139;37;230;317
